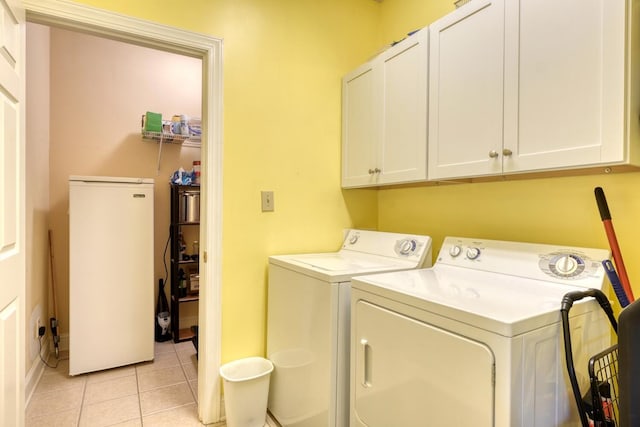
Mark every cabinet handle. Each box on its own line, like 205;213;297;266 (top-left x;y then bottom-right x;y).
368;168;382;174
368;169;375;175
488;150;499;158
502;148;513;156
361;338;372;388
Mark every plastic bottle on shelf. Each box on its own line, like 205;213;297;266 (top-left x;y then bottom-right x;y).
180;115;189;136
179;231;187;259
193;161;201;184
178;268;187;298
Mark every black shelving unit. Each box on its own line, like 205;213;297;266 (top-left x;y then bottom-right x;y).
170;184;200;342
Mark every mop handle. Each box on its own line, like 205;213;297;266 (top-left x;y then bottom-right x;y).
595;187;635;302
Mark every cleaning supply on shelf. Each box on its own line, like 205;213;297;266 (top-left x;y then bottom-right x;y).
144;111;162;133
189;117;202;137
180;115;189;136
171;167;196;185
193;161;201;184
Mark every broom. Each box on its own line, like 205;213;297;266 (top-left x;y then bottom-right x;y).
48;229;60;358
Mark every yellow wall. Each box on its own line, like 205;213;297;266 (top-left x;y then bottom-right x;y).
65;0;381;362
378;173;640;306
56;0;640;365
378;0;453;44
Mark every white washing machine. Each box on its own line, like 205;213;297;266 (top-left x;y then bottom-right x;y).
267;229;433;427
350;237;612;427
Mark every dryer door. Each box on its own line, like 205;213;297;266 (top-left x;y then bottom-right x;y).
352;301;494;426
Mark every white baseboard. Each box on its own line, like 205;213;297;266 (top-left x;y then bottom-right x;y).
26;331;70;405
25;337;49;406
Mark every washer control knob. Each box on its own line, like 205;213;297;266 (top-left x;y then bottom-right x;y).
466;247;481;260
399;239;416;255
449;245;462;258
348;234;359;245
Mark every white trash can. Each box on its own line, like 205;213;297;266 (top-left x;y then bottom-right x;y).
220;357;274;427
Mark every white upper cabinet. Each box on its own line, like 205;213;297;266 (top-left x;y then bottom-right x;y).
342;29;428;188
429;0;630;180
343;62;378;187
428;0;505;179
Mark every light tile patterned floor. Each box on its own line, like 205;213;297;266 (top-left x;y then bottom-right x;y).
26;340;206;426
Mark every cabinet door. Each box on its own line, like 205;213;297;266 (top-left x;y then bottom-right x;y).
503;0;626;173
342;62;379;188
428;0;505;180
378;30;428;185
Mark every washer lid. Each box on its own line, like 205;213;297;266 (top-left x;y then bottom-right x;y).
268;229;433;282
352;265;600;337
270;252;417;282
288;254;400;271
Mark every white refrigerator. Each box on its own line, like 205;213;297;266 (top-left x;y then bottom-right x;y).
69;176;155;375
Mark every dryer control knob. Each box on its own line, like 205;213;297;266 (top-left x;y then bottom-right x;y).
449;245;462;257
554;254;579;275
466;247;481;260
348;234;359;245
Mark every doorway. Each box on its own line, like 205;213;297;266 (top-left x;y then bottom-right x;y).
24;0;223;423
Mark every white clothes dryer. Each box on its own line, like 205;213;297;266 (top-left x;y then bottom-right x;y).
267;229;433;427
350;237;612;427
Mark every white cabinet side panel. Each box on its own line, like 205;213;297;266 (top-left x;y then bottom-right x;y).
267;264;337;426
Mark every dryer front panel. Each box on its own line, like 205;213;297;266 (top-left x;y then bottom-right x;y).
351;300;495;426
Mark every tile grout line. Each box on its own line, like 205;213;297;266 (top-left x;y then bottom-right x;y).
28;342;200;426
136;362;144;426
175;340;199;407
177;345;198;404
139;342;196;423
76;373;88;427
172;341;201;420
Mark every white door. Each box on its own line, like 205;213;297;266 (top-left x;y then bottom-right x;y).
503;0;626;172
0;0;25;425
428;0;504;180
378;30;428;185
351;301;494;427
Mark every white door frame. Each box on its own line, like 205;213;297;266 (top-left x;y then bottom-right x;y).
23;0;224;423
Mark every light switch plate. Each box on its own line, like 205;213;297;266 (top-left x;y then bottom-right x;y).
261;191;274;212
